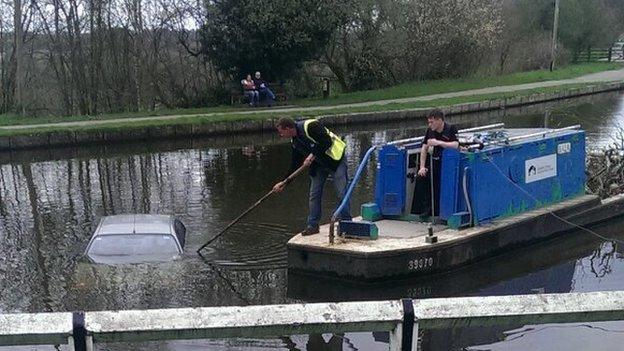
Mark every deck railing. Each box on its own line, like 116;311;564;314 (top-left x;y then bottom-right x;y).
4;291;624;351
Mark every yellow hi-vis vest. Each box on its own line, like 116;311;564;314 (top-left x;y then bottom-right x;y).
302;119;346;161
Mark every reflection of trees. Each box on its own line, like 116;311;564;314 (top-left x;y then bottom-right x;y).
97;158;112;215
78;160;94;225
201;145;306;232
0;167;7;218
588;242;617;278
0;155;174;312
22;162;52;312
0;164;34;311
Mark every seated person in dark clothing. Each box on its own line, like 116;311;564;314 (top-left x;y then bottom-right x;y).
411;109;459;217
253;71;275;106
241;74;259;106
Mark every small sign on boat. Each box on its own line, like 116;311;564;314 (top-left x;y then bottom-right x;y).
558;142;571;154
525;154;557;183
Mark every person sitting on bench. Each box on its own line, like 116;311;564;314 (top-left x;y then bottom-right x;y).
253;71;275;106
241;74;259;107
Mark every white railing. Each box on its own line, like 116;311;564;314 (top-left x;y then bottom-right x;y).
3;291;624;351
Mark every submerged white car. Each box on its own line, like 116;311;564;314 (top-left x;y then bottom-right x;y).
85;214;186;264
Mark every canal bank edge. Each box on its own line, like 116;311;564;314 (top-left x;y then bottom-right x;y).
1;82;623;151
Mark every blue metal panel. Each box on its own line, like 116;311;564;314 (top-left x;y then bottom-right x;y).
375;145;407;216
369;129;585;225
440;149;461;220
457;130;585;225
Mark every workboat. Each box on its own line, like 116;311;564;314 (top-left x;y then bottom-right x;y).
286;124;624;280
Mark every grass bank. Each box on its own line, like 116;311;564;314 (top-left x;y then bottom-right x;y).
295;62;624;107
0;82;612;137
0;62;621;128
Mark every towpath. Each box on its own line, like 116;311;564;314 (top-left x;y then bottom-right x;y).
2;68;624;131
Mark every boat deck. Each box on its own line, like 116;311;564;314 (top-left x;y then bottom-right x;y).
287;195;603;280
289;195;597;254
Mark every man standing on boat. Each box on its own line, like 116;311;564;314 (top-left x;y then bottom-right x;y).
272;117;351;236
412;109;459;217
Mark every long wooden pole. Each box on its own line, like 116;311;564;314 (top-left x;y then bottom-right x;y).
197;163;308;252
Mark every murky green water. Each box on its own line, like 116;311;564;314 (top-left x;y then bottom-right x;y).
1;91;624;350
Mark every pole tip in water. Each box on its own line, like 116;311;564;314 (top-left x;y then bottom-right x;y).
197;246;216;255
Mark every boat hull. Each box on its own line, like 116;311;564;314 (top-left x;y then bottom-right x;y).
287;194;624;280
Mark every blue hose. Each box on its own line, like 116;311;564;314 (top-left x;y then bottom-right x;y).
329;145;377;243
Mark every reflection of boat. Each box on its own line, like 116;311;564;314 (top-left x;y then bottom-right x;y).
287;125;624;280
290;218;624;351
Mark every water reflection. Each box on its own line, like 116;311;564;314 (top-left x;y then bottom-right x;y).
1;92;624;350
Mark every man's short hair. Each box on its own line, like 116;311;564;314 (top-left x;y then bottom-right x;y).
427;109;445;120
276;117;296;129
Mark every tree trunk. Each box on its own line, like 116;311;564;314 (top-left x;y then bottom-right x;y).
13;0;24;115
0;5;8;113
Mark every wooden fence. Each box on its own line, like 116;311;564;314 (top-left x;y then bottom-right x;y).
574;47;617;62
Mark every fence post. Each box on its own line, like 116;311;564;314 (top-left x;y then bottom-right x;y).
402;299;418;351
587;47;591;62
609;47;613;62
389;298;419;351
72;312;87;351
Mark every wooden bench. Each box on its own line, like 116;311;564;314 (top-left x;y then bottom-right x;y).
230;82;288;106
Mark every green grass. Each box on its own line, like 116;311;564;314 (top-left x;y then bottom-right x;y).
0;105;245;127
0;62;621;128
291;62;624;106
0;82;604;137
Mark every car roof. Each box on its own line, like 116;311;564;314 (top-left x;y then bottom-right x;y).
97;214;174;235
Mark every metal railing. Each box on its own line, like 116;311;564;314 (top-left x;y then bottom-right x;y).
4;291;624;351
388;123;505;146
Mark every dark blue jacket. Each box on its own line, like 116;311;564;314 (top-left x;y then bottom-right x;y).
253;78;270;90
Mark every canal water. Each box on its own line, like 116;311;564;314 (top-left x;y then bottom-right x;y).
1;91;624;350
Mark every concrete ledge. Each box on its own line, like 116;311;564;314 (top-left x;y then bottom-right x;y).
86;301;403;342
3;291;624;350
0;135;10;150
74;131;102;145
416;291;624;329
0;312;72;346
48;132;76;147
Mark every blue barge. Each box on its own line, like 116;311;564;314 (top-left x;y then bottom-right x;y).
286;124;624;280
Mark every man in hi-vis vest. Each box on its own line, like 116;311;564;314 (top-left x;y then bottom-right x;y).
273;117;351;235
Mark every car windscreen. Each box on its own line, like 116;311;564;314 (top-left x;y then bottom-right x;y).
87;234;180;256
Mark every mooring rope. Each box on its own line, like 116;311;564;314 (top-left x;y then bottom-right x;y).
483;154;624;245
